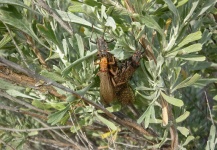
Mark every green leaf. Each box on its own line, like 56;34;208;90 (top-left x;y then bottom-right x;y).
36;23;61;48
198;0;216;17
56;9;101;31
213;95;217;101
75;34;84;57
139;14;165;42
161;92;184;107
0;0;38;13
0;33;14;48
40;70;65;82
32;100;51;110
68;1;84;13
177;31;202;48
176;0;188;8
95;113;117;130
184;1;199;23
182;136;195;146
177;126;189;137
62;49;97;76
205;125;216;150
172;73;201;92
0;6;48;49
178;55;206;61
6;89;36;99
28;131;38;136
164;0;179;19
105;16;116;30
178;43;202;55
137;105;151;126
176;111;190;123
47;105;70;125
0;79;24;90
166;33;202;57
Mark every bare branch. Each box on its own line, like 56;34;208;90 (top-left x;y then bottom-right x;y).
0;126;72;132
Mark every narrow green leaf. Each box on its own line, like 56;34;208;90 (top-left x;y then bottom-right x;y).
139;15;165;42
205;125;216;150
0;6;49;49
178;55;206;61
183;136;195;146
62;50;97;76
137;106;150;124
6;89;36;99
95;113;117;130
0;79;24;90
178;43;202;55
161;92;184;107
0;0;38;13
172;73;201;92
0;33;14;48
176;0;188;7
145;107;152;128
37;23;61;48
176;111;190;123
166;43;202;57
177;126;189;137
56;9;101;31
198;0;216;16
75;34;84;57
40;70;65;82
184;1;199;23
213;95;217;101
164;0;179;18
68;1;84;13
178;31;202;48
32;100;51;110
47;105;70;125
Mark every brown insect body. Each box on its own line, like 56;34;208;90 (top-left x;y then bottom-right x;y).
112;51;144;116
95;37;143;113
95;37;117;105
97;57;116;105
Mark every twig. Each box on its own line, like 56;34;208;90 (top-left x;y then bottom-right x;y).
32;117;86;150
69;111;91;150
115;142;142;148
28;137;75;147
204;91;214;125
0;126;72;132
34;0;73;35
0;56;157;142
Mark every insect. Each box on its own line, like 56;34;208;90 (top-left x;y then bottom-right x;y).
94;37;117;105
96;56;116;105
111;50;144;116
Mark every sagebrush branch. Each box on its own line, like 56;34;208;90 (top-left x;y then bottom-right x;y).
0;56;157;142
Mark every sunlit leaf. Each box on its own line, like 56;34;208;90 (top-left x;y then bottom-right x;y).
95;113;117;130
172;73;201;92
161;92;184;107
177;126;189;137
6;89;36;99
176;111;190;123
205;125;216;150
